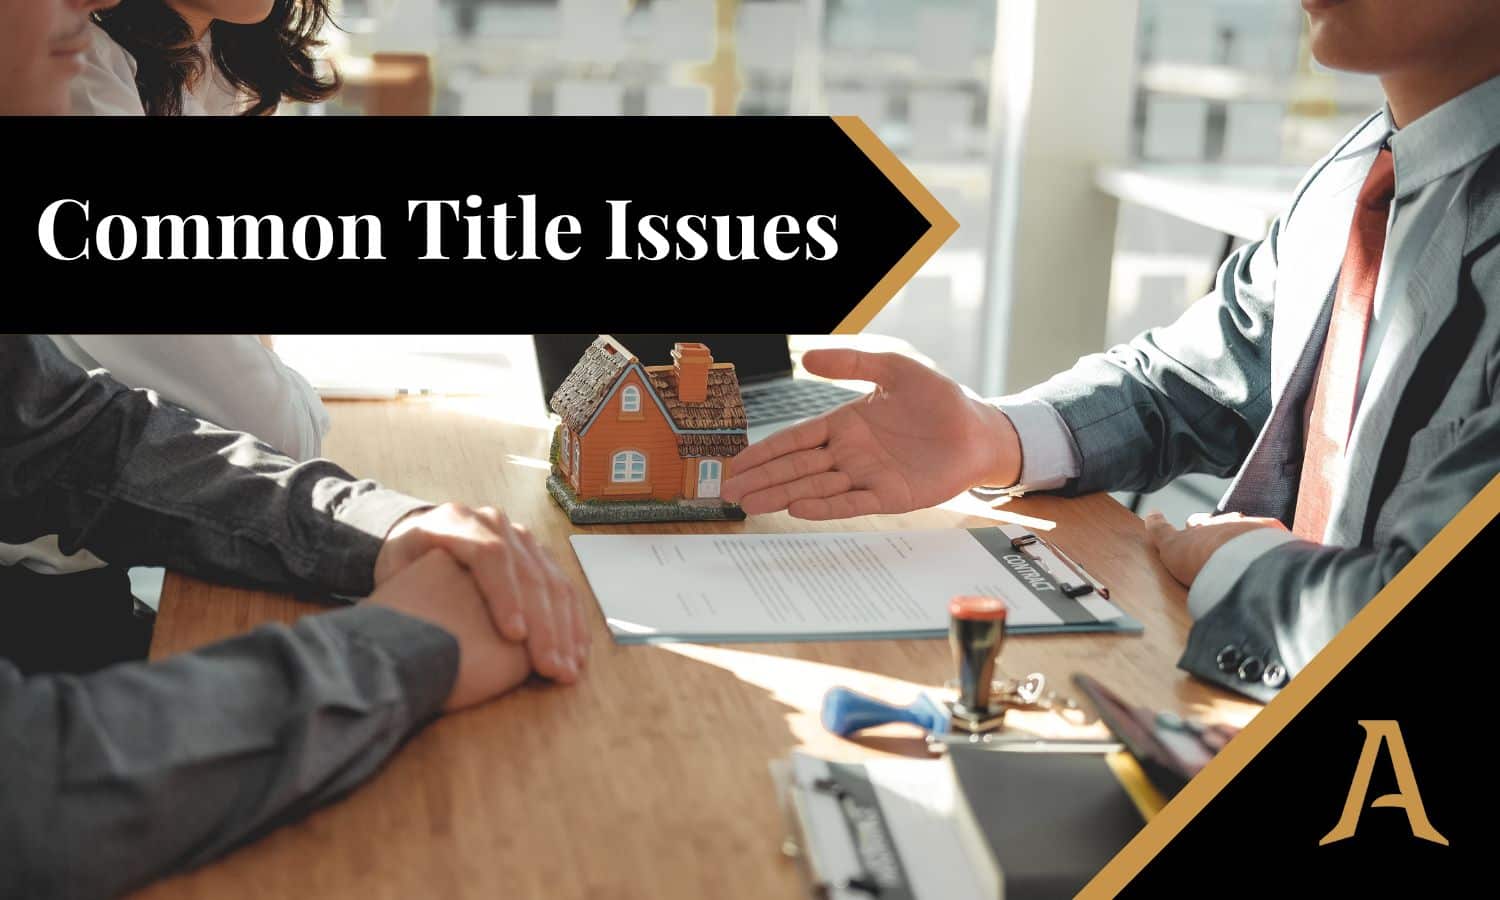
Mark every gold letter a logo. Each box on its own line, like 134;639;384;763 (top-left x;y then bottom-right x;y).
1319;720;1448;846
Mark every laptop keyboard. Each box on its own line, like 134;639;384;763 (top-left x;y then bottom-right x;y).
742;379;863;425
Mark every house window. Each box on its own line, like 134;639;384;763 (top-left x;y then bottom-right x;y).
621;385;641;413
560;428;570;469
572;441;580;483
611;450;647;483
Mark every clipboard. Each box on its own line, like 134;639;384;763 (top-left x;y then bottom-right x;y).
574;526;1143;645
1006;532;1110;599
773;740;1163;900
772;758;919;899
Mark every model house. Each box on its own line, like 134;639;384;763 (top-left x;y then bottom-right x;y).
547;336;748;521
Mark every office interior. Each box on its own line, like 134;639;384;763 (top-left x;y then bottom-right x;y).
277;0;1383;523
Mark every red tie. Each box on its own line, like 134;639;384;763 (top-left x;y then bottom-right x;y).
1292;147;1396;541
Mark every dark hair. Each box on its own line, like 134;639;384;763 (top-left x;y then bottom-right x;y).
95;0;340;116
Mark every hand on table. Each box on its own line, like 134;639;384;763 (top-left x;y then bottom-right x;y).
720;349;1022;519
1145;511;1288;588
368;548;535;711
375;503;590;683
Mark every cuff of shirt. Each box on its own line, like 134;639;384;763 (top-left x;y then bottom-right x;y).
988;397;1082;492
1187;528;1301;619
331;490;435;599
316;604;460;726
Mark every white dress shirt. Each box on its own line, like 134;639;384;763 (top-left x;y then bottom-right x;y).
70;22;254;116
994;80;1496;618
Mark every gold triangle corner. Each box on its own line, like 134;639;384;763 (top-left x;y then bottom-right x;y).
1078;471;1500;898
829;115;960;335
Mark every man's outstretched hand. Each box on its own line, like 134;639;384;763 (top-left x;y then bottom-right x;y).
721;349;1023;519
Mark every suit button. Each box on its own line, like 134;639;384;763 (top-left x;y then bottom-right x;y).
1238;656;1265;682
1262;662;1287;688
1216;645;1242;673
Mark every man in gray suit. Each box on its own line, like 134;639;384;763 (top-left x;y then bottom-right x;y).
724;0;1500;702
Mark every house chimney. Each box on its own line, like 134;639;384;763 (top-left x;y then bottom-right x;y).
672;342;712;403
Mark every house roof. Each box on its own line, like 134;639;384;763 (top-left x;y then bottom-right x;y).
550;336;749;459
643;364;747;430
549;335;633;433
674;431;749;459
645;363;748;458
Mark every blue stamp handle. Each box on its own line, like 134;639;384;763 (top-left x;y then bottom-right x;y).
820;686;950;738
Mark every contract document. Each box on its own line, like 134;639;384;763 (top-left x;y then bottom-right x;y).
571;525;1142;644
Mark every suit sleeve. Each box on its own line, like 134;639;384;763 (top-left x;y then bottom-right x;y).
1018;220;1281;496
0;604;458;900
0;335;426;599
1013;118;1393;498
1179;397;1500;701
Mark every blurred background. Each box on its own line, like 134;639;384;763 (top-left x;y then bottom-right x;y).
277;0;1385;522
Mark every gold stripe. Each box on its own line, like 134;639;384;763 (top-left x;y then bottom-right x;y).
1079;472;1500;897
1104;751;1169;822
829;116;960;335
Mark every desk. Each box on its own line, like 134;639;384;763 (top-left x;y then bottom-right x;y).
137;397;1256;900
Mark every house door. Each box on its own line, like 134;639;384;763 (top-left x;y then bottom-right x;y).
697;460;722;498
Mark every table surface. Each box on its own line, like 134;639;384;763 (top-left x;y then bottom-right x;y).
137;396;1256;900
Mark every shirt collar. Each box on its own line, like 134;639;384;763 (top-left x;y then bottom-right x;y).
1333;71;1500;199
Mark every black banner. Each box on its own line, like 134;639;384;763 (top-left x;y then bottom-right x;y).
4;117;936;333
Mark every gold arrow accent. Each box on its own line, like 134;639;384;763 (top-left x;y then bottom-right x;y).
830;116;960;335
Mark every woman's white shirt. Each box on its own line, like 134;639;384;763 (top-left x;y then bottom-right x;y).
70;21;255;116
48;335;331;462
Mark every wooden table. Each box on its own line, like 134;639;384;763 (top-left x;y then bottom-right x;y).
138;396;1256;900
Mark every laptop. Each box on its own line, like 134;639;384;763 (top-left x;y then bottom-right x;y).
533;335;864;443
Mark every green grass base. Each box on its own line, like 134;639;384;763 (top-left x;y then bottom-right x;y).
547;471;747;524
